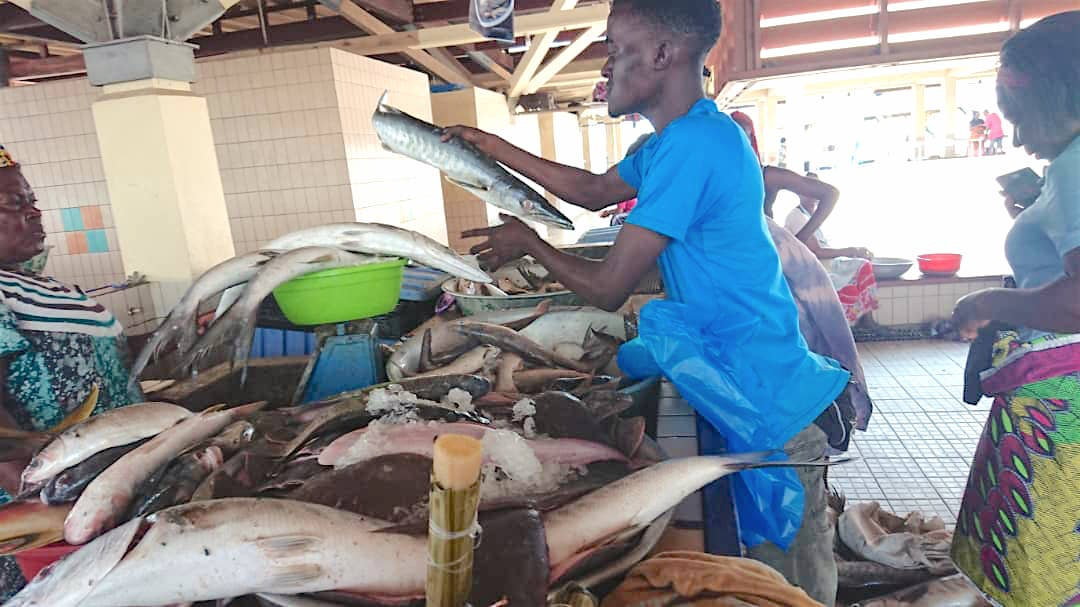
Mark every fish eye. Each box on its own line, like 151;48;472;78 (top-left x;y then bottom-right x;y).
521;199;534;211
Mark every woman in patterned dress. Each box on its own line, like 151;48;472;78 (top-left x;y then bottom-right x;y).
949;11;1080;606
0;146;144;599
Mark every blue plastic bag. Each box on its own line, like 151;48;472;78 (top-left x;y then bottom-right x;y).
619;299;844;548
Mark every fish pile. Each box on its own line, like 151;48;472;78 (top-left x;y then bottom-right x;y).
2;372;839;606
446;258;569;298
372;92;575;231
130;222;491;382
386;305;629;400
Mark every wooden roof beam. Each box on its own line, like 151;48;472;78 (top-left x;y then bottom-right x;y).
327;0;474;83
525;23;604;94
337;2;609;55
506;0;579;106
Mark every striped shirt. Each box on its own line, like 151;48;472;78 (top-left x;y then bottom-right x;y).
0;269;122;337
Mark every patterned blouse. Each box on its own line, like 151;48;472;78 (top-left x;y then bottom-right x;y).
0;270;143;471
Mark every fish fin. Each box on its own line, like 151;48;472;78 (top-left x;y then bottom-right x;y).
444;176;490;200
0;528;65;557
376;90;391;111
257;534;321;559
49;383;99;434
303;253;336;264
419;329;434;373
203;403;230;413
335;240;367;254
725;454;857;472
266;563;325;588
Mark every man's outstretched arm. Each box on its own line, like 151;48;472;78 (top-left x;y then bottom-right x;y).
444;126;637;211
464;216;666;312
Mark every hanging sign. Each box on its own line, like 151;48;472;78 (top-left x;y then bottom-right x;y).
470;0;515;42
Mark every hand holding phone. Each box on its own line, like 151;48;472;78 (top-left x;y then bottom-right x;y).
996;168;1042;209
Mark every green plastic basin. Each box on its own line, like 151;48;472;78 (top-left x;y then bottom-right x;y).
272;257;407;326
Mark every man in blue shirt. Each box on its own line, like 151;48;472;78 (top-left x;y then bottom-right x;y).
446;0;849;602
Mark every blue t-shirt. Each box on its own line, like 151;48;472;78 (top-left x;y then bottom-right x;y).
1005;136;1080;289
618;99;849;446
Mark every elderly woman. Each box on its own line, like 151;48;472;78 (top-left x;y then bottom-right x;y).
0;145;143;598
949;11;1080;607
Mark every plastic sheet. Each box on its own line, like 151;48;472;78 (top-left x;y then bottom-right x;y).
618;299;841;549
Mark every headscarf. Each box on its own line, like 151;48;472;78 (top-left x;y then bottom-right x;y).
729;110;761;163
0;145;17;168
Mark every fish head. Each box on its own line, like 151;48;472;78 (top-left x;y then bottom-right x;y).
490;181;575;230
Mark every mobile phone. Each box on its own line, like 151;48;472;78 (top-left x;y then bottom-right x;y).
996;168;1042;208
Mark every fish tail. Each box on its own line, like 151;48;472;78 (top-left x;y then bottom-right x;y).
129;328;168;390
231;319;257;385
176;321;201;360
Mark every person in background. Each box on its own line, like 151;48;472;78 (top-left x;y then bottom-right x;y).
783;172;872;261
731;112;837;239
969;110;987;157
949;11;1080;606
984;109;1005;155
599;134;652;225
0;145;144;599
731;114;880;327
782;172;879;327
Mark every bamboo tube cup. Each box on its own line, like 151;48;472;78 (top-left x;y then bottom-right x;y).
427;434;483;607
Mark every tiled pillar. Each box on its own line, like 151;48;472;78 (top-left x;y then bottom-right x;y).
92;78;235;314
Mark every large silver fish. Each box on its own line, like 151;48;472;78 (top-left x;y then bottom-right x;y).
211;223;491;322
182;247;389;374
20;402;193;487
265;223;490;283
76;499;421;606
130;251;277;385
372;92;575;230
63;402;266;545
19;454;842;605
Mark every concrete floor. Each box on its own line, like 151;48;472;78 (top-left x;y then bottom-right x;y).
829;340;989;525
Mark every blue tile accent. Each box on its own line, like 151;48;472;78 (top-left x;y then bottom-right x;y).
60;208;84;231
85;229;108;253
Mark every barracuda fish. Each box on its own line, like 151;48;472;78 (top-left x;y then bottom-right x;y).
317;420;628;469
21;402;192;487
372;92;575;230
269;223;491;283
129;251;277;385
182;247;388;375
17;453;844;606
211;223;490;326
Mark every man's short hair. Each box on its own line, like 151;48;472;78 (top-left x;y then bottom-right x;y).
613;0;722;62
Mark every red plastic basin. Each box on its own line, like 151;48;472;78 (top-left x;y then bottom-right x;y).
917;253;962;276
14;542;79;580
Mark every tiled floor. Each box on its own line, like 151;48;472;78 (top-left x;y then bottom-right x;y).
829;340;990;525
